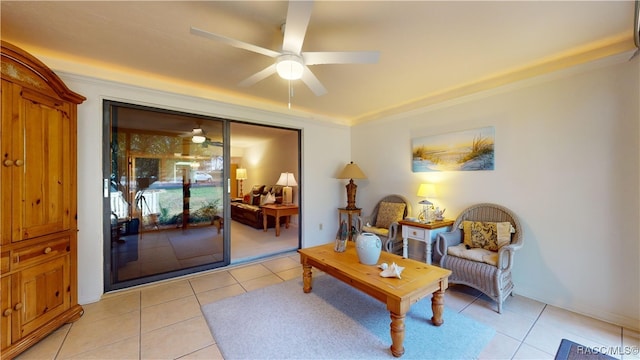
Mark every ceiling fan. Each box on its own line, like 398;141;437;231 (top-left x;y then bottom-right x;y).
179;127;222;147
190;0;380;96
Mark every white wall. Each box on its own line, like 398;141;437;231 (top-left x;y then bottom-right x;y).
56;74;349;304
241;131;298;193
240;131;300;223
352;55;639;330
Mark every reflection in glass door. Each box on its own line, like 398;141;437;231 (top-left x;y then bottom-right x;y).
104;101;228;291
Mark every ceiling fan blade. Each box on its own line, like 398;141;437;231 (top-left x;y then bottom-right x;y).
190;26;281;58
282;1;314;54
303;51;380;65
300;66;327;96
238;64;278;87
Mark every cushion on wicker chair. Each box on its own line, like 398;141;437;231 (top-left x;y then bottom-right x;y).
375;202;406;229
362;225;389;237
447;243;498;266
462;221;512;251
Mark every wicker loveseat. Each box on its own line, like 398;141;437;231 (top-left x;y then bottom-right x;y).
433;203;523;313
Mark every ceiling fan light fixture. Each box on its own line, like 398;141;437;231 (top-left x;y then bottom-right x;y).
276;54;304;80
191;127;206;143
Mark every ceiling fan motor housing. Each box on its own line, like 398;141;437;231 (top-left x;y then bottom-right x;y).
276;54;304;80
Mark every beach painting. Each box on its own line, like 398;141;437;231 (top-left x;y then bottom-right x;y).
412;126;495;172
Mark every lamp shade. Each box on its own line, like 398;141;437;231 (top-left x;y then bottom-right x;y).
236;168;247;180
417;183;436;198
337;162;367;180
276;172;298;187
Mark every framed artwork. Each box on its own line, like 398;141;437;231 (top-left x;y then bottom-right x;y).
412;126;495;172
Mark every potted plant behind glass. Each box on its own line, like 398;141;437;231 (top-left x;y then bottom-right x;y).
199;199;221;225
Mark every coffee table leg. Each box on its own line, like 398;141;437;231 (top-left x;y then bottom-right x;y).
431;289;445;326
389;312;406;357
302;262;312;293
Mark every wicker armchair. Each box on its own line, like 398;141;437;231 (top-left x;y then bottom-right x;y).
356;195;411;255
434;203;523;313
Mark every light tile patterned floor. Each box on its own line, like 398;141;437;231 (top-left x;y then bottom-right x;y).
15;252;640;360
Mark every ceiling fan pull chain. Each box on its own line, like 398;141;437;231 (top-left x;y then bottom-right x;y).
288;79;293;109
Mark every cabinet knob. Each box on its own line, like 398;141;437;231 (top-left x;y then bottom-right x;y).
3;159;13;167
44;247;52;254
2;308;11;317
14;159;24;167
14;303;22;311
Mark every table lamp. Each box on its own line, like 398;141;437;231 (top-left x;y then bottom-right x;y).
337;161;367;210
417;183;436;223
276;172;297;204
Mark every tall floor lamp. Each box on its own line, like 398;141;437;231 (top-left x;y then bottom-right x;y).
337;161;367;210
236;168;247;198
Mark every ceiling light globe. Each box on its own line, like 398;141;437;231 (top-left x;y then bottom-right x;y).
276;55;304;80
192;135;206;144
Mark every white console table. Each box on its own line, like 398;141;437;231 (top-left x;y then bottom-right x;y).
399;219;454;264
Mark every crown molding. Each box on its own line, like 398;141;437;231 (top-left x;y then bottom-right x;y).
352;34;636;126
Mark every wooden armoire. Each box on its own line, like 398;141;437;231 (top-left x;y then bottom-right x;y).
1;41;85;359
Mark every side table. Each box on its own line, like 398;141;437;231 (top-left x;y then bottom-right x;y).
398;219;454;264
338;207;361;241
261;204;299;237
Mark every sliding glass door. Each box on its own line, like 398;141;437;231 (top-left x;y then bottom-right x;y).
103;101;228;291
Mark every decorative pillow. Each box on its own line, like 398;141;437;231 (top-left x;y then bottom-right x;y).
270;185;283;197
462;221;512;251
260;192;276;205
375;202;406;229
251;185;265;206
447;243;499;266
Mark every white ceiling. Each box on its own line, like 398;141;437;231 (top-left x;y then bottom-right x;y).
1;1;635;125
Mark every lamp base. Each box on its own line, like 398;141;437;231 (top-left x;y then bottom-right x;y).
282;186;293;204
344;179;358;210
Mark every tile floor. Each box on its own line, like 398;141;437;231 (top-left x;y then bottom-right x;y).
113;220;299;283
15;251;640;360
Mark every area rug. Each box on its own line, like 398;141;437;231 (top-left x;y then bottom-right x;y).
555;339;616;360
168;229;223;260
201;275;495;359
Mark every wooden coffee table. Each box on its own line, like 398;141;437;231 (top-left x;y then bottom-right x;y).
298;242;451;357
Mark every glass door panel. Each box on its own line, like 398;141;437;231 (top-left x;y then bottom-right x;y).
105;101;228;291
